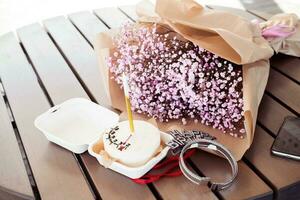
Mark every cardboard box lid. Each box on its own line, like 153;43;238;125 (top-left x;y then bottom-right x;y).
34;98;119;153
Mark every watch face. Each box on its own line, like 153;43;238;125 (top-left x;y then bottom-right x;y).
272;117;300;157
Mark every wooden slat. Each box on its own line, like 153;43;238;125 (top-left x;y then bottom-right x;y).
270;55;300;84
69;11;107;45
258;94;296;134
0;95;34;199
248;82;300;199
0;190;31;200
18;22;155;200
0;33;94;200
94;7;130;28
252;90;300;199
68;12;100;46
69;8;218;199
17;23;88;104
248;9;275;20
119;6;139;21
82;154;156;200
245;126;300;200
266;69;300;113
43;16;109;107
153;165;218;200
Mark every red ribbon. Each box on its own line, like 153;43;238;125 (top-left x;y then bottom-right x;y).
132;149;195;184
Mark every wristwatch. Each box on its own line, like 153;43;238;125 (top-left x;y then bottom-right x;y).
179;139;238;191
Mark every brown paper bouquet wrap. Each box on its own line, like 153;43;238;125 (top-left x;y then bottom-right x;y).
94;0;300;160
259;13;300;56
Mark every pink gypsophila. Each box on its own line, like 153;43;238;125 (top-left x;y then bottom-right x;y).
107;22;245;138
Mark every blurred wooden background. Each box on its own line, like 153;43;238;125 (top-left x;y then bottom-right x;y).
0;0;299;36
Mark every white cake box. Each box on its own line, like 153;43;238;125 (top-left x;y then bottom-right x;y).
34;98;172;179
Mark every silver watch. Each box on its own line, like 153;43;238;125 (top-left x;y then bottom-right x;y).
179;139;238;191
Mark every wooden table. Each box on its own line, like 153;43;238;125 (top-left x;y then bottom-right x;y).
0;5;299;200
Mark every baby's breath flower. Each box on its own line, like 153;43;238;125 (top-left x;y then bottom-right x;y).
107;23;245;137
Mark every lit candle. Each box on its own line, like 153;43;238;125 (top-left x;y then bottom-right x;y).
122;73;135;134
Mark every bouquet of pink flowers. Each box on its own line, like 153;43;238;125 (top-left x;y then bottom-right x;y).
95;0;300;160
107;23;245;138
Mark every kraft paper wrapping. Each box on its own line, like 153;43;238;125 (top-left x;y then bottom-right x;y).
259;13;300;57
93;0;299;161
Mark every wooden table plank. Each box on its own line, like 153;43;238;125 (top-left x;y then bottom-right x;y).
0;94;34;199
266;69;300;114
68;8;218;200
258;94;296;134
119;6;139;21
237;0;281;11
248;9;275;20
81;154;156;200
270;55;300;84
17;22;155;200
153;165;218;200
94;7;130;28
68;12;101;46
245;126;300;200
43;16;109;107
0;33;94;200
69;11;107;45
17;23;88;104
247;79;300;200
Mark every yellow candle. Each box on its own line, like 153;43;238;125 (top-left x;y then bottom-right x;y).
122;73;135;134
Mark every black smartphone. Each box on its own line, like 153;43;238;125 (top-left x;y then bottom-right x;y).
271;116;300;160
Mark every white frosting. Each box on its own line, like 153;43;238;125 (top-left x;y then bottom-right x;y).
103;120;161;167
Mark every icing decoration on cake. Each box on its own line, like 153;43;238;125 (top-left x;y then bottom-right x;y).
105;126;131;151
107;23;245;138
103;120;161;167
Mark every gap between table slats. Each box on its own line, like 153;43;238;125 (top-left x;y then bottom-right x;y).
0;85;34;199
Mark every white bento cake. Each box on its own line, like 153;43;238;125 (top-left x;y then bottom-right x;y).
103;120;161;167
